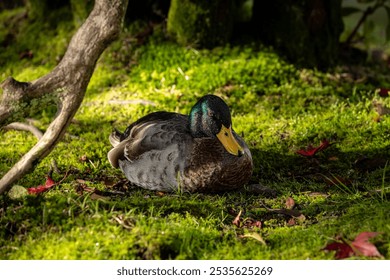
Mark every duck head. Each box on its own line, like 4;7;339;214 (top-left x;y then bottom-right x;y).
189;95;244;157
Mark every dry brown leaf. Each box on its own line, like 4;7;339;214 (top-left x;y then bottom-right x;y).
243;218;262;229
232;210;242;227
113;215;135;230
287;218;296;226
239;232;266;245
285;197;295;209
306;192;329;198
373;100;390;116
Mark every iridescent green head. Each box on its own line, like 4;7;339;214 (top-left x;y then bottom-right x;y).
189;95;244;157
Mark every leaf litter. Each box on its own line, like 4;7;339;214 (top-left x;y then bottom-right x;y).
232;197;307;245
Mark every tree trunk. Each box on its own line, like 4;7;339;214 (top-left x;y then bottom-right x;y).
252;0;343;68
167;0;236;48
0;0;129;194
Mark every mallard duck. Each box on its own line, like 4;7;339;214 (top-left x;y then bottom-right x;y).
108;94;253;192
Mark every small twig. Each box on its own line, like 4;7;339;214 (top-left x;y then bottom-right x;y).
345;2;383;46
112;215;134;229
3;122;43;140
50;159;62;174
258;200;302;218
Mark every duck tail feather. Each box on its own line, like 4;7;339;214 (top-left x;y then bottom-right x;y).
109;128;122;147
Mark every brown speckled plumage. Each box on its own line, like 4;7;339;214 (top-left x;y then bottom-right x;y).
108;95;253;192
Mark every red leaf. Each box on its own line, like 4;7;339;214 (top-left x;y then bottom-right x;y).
378;88;390;97
296;139;330;157
27;176;56;194
324;241;354;259
244;218;262;229
324;232;383;259
44;176;55;188
287;218;296;226
285;197;295;209
351;232;383;258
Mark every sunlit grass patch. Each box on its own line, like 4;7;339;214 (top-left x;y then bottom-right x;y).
1;18;390;260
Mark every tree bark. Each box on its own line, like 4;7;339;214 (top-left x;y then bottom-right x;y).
0;0;129;194
252;0;343;68
167;0;236;48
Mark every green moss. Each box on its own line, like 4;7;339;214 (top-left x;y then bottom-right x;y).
0;6;73;75
167;0;235;48
1;12;390;259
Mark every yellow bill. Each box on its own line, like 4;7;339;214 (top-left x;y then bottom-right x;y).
216;125;245;156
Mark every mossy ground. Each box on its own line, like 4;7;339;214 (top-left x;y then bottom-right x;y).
1;9;390;260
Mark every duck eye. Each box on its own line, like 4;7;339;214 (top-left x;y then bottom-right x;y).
224;132;228;137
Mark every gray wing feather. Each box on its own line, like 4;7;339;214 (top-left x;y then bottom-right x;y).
107;114;189;168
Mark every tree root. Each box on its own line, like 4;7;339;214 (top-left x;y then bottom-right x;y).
0;0;129;194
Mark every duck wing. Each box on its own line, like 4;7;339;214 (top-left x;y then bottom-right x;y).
108;112;190;168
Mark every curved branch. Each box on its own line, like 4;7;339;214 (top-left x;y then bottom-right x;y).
3;122;43;139
0;0;129;194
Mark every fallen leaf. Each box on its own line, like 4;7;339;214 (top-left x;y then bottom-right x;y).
351;232;383;258
112;215;135;230
324;232;383;259
27;176;56;194
324;240;354;259
372;100;390;116
306;192;329;198
296;214;306;222
378;88;390;97
287;214;306;226
76;179;88;184
240;232;266;245
287;218;296;226
296;139;330;157
232;210;242;227
243;218;262;229
285;197;295;209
